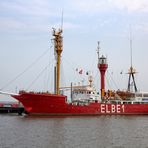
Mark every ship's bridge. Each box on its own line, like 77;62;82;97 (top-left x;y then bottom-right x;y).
72;86;101;102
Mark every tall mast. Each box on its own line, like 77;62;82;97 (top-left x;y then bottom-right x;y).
53;28;63;94
127;29;137;92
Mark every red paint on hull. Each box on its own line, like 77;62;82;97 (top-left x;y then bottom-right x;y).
12;92;148;115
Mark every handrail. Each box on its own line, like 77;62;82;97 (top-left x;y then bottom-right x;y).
0;91;19;96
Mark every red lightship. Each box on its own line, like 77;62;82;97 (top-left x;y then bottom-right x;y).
2;28;148;115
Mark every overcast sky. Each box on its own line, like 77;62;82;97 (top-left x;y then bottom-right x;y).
0;0;148;101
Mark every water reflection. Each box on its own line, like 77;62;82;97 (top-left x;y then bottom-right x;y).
0;115;148;148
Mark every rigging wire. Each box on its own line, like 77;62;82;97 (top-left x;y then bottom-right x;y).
0;45;53;90
48;61;55;92
90;48;98;74
105;74;112;90
106;70;119;90
44;57;55;92
64;56;81;71
61;59;66;87
62;57;86;87
43;64;49;91
63;57;82;80
93;70;100;90
26;63;52;91
63;54;99;88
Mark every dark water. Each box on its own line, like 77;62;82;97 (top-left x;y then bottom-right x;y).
0;115;148;148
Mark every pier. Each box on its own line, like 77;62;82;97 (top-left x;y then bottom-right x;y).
0;102;24;115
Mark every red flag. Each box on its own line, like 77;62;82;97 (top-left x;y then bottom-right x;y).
79;69;83;74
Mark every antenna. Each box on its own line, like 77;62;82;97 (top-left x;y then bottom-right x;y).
61;9;64;31
129;25;133;67
97;41;100;63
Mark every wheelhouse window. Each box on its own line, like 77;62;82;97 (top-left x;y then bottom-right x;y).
136;93;142;97
143;93;148;97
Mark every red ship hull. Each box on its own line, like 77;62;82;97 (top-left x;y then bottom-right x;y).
12;92;148;115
